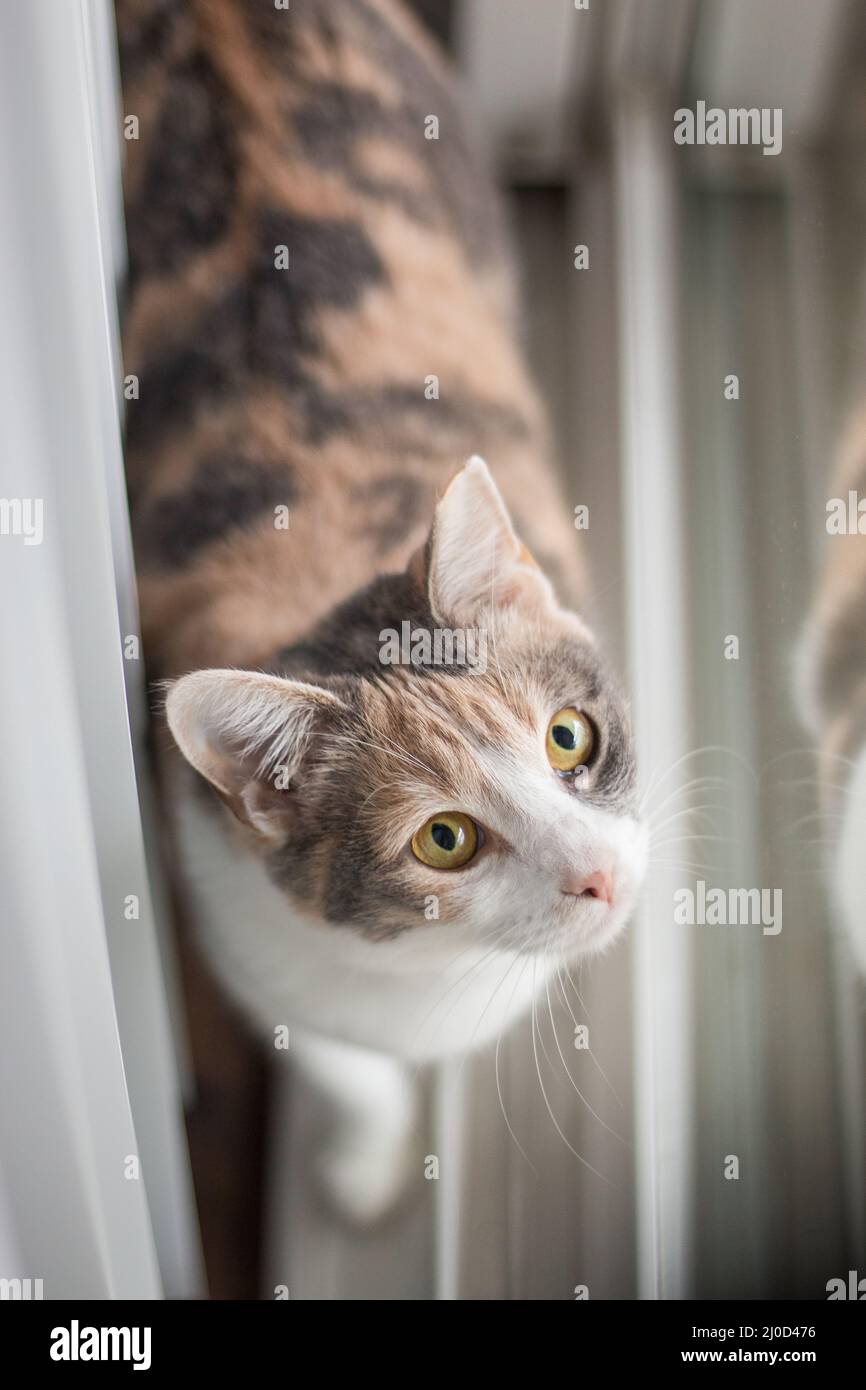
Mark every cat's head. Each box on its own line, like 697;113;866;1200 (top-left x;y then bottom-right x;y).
166;458;646;960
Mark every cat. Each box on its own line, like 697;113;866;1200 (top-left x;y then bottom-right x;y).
799;405;866;976
115;0;647;1220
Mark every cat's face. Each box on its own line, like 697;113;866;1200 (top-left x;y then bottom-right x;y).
167;459;646;961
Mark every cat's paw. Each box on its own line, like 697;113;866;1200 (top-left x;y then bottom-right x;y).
316;1127;416;1227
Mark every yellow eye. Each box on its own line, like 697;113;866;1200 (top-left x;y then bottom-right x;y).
546;707;594;773
411;812;479;870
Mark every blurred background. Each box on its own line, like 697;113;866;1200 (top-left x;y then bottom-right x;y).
1;0;866;1300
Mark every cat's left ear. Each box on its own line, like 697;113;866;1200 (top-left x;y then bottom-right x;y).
420;456;556;626
165;669;348;844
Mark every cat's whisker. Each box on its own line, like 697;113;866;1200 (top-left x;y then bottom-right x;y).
409;930;514;1041
542;967;630;1147
779;775;854;795
559;957;594;1024
374;721;449;783
356;777;411;813
647;857;724;874
647;806;729;838
457;943;539;1083
431;929;529;1031
637;744;752;816
648;855;730;874
642;781;732;827
647;787;729;810
311;726;440;784
552;965;626;1110
494;955;538;1176
781;809;848;836
529;956;616;1188
552;962;583;1034
764;746;858;773
408;920;533;1068
651;826;732;843
560;968;628;1112
645;776;730;803
649;833;734;850
782;828;857;849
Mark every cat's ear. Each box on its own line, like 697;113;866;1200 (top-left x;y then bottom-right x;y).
420;455;556;626
165;669;347;844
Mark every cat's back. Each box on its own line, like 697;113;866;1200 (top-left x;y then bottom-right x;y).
117;0;577;679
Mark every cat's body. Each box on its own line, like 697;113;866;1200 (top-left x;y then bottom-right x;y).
117;0;646;1218
117;0;581;682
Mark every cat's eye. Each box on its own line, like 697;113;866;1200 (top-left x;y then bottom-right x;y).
546;706;595;773
411;812;479;870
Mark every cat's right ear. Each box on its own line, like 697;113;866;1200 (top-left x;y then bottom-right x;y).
415;455;557;627
165;669;347;844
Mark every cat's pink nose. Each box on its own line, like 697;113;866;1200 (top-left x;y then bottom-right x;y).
561;869;614;904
